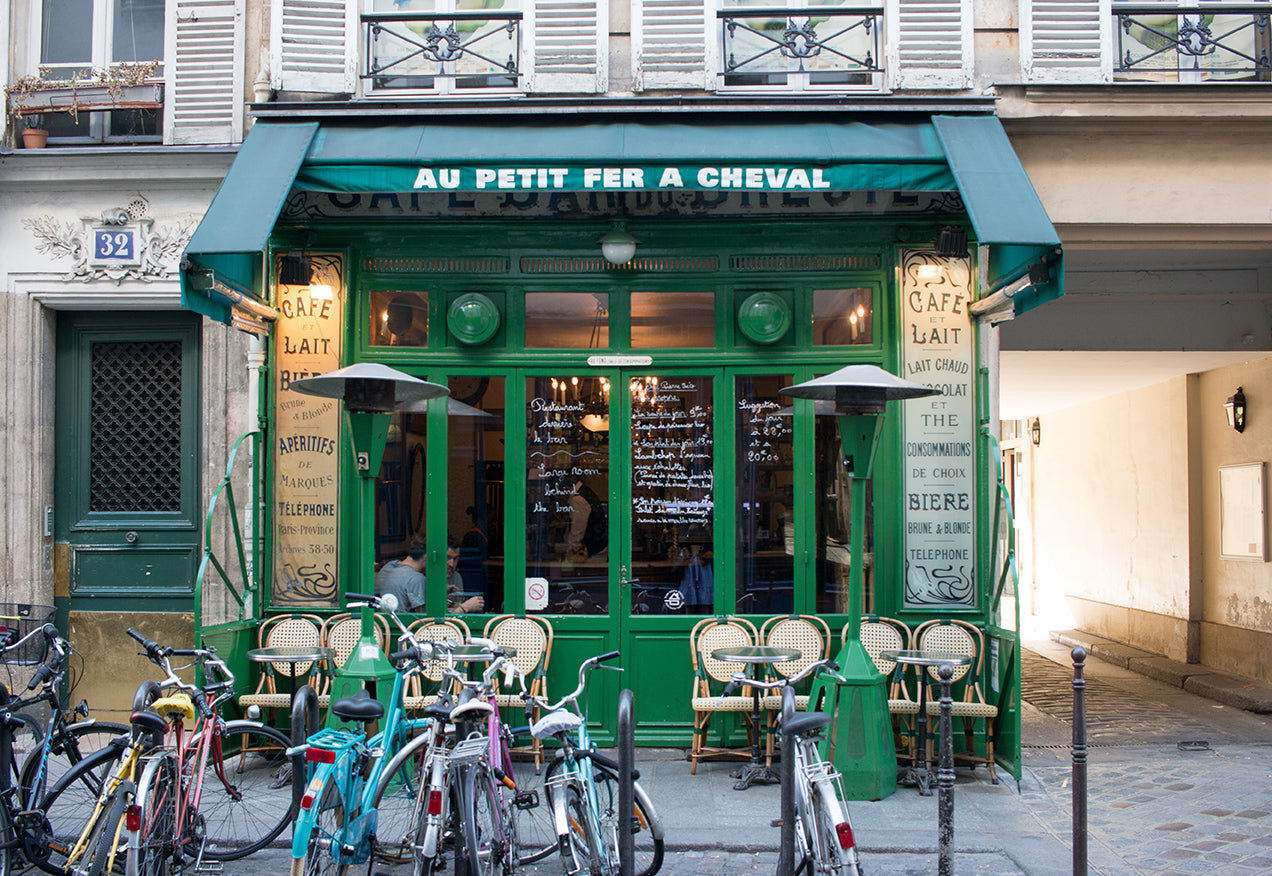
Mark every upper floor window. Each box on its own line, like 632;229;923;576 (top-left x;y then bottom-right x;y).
38;0;163;142
364;0;522;94
717;0;883;91
1114;2;1272;82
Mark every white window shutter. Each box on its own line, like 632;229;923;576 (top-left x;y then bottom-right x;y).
165;0;245;145
1021;0;1111;83
632;0;711;92
271;0;358;95
886;0;971;90
525;0;607;93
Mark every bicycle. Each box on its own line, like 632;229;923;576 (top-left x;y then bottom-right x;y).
368;635;557;876
290;593;515;876
0;623;131;876
39;630;293;873
124;628;296;872
525;650;664;876
726;658;863;876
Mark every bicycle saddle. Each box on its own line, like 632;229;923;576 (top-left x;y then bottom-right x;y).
423;702;453;722
531;710;582;740
450;698;494;721
331;689;385;724
150;692;197;721
783;711;832;738
130;710;168;744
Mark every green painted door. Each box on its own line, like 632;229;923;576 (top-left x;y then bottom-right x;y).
55;313;202;611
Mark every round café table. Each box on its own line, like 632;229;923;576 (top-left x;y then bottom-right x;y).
710;645;801;790
246;645;335;702
882;649;972;796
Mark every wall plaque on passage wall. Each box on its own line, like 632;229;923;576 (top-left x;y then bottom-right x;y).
901;250;976;609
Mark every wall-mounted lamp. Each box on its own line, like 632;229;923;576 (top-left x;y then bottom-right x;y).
1030;417;1041;446
935;225;968;258
599;219;638;265
279;253;333;299
1224;386;1246;433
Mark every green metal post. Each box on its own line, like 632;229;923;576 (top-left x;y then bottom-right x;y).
812;413;897;801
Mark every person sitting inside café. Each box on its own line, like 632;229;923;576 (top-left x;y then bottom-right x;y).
375;535;484;614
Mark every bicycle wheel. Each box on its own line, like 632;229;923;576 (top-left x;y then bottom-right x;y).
82;780;131;876
458;764;501;876
9;712;45;799
131;753;179;876
510;758;557;866
559;782;603;876
199;720;295;860
39;744;129;873
589;763;665;876
20;718;130;811
812;784;861;876
368;730;432;869
289;779;349;876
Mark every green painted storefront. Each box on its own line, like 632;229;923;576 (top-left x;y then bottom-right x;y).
184;113;1061;780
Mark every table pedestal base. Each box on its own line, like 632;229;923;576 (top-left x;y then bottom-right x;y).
731;761;781;790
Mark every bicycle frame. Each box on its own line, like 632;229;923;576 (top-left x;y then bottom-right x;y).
292;641;429;868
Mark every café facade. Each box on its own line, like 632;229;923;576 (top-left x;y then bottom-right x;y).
182;109;1063;775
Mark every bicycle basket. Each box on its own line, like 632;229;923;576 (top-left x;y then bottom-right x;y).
0;604;55;666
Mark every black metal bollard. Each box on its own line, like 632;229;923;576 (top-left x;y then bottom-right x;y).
1072;647;1088;876
618;688;636;876
290;683;320;813
777;684;796;876
937;662;955;876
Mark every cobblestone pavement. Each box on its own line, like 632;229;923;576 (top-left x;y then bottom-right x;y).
104;640;1272;876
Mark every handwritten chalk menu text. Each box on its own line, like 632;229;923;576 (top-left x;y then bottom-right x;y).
525;376;611;613
273;254;343;607
901;250;976;609
631;377;714;527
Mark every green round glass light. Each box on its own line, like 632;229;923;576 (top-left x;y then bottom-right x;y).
738;292;791;344
447;293;500;345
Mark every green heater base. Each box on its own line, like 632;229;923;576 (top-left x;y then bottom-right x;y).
810;639;898;801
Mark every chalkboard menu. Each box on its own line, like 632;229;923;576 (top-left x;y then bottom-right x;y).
631;377;714;528
900;250;976;609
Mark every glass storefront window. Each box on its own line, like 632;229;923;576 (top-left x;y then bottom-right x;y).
448;377;505;614
812;288;872;346
630;376;714;615
526;375;611;614
371;290;429;346
525;292;608;348
373;409;429;606
630;292;715;348
815;415;873;615
735;375;795;614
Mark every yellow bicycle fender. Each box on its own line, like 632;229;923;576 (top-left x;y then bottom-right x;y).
150;692;197;721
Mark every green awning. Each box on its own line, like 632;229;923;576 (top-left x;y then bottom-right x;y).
180;122;318;328
180;116;1061;327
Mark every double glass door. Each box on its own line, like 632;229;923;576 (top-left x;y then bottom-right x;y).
377;367;869;624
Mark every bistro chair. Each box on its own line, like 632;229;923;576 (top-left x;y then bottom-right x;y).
483;614;554;769
856;615;921;763
237;613;324;717
688;615;760;774
402;617;471;712
913;618;999;784
317;612;388;709
759;614;830;765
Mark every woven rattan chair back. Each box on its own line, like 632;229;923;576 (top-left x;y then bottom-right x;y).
261;614;323;683
407;617;471;684
760;615;828;679
692;616;759;684
483;614;553;686
914;619;979;684
858;615;912;677
322;613;386;674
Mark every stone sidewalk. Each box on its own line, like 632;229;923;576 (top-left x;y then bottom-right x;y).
210;637;1272;875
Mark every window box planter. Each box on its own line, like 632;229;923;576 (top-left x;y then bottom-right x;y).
8;82;163;118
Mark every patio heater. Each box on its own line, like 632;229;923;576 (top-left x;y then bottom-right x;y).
781;365;941;800
290;363;449;721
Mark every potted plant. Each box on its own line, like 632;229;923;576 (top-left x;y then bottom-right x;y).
6;60;162;131
19;115;47;149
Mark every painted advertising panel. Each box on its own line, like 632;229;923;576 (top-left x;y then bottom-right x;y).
272;255;344;607
901;250;976;610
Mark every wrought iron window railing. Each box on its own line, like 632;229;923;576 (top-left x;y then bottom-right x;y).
717;6;883;90
1114;4;1271;81
362;10;522;93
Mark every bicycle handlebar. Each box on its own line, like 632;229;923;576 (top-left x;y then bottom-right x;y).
525;649;621;714
125;627;235;716
724;658;842;695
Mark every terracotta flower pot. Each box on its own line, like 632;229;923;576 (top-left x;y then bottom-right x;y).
21;128;49;149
